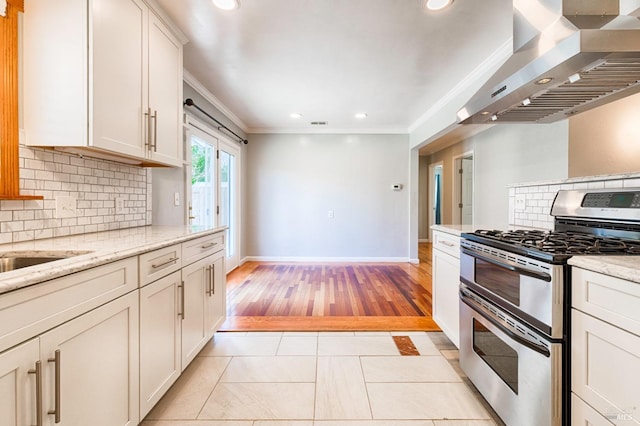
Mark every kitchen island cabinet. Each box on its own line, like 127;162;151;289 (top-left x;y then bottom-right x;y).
569;261;640;424
24;0;184;167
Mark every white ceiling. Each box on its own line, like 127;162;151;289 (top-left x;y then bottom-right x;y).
155;0;513;133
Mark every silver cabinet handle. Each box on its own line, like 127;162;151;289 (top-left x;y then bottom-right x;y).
439;240;455;247
145;107;152;150
205;265;212;296
151;110;158;152
48;350;61;423
28;360;43;426
210;263;215;296
151;257;178;269
201;242;217;249
178;282;185;319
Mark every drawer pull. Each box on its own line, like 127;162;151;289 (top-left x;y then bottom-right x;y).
201;242;218;249
28;361;43;426
48;350;61;423
178;282;185;320
439;240;455;247
151;257;178;269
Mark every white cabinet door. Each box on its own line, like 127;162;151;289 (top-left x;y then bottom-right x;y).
572;309;640;424
40;292;139;426
432;248;460;348
92;0;147;159
139;271;181;418
181;256;209;370
0;339;39;426
205;250;226;336
148;12;183;167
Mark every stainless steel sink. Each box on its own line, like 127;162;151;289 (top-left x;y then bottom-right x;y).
0;251;92;273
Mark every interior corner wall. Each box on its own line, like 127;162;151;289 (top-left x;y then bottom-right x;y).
418;156;430;240
568;91;640;178
427;121;569;229
245;133;410;259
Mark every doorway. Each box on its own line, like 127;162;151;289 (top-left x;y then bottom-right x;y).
428;161;443;241
453;152;474;225
185;118;241;273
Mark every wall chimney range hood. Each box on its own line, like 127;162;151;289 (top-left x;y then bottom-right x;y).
457;0;640;124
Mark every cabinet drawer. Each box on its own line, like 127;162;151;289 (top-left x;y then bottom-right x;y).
139;244;182;287
571;394;616;425
433;231;460;258
572;268;640;336
0;257;138;353
182;233;225;266
572;310;640;423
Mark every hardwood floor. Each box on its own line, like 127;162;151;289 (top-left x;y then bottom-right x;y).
220;243;438;331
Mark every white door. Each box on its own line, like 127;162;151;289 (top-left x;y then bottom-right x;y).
188;126;218;229
218;139;240;272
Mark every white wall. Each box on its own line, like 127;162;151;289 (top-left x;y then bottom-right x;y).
422;121;569;230
472;122;569;228
245;133;410;260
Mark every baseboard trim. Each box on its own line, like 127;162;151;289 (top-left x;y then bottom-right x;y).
242;256;412;263
418;238;431;243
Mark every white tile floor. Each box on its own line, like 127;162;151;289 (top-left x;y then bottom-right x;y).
141;331;502;426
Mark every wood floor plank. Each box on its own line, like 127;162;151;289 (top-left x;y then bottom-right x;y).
222;243;437;331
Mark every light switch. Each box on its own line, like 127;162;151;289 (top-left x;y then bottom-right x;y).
515;194;526;212
174;192;180;206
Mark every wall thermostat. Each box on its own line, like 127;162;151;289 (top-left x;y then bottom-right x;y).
392;184;403;191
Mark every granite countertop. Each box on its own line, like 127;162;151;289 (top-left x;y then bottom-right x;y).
568;256;640;284
0;225;226;295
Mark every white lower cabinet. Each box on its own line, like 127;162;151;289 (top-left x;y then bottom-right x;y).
0;339;39;426
139;271;182;418
181;256;209;369
0;283;139;426
432;230;461;348
39;291;139;426
206;249;226;336
571;267;640;425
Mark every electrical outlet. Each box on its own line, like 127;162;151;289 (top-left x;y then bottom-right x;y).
174;192;180;206
115;197;125;214
328;210;334;219
56;196;77;218
515;194;526;212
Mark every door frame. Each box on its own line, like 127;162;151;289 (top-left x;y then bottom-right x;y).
184;114;242;273
427;161;443;242
453;151;474;225
217;137;241;272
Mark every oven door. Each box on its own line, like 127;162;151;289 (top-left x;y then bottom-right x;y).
460;242;565;338
459;286;563;426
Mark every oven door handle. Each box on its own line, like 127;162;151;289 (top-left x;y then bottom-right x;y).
460;290;551;357
461;248;552;282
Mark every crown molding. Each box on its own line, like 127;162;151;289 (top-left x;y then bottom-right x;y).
183;70;248;132
408;38;513;133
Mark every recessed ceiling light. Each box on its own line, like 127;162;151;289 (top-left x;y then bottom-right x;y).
480;111;490;116
535;77;553;85
290;113;303;119
424;0;453;11
212;0;239;11
355;112;368;119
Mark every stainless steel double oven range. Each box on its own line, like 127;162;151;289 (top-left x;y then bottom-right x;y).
459;188;640;426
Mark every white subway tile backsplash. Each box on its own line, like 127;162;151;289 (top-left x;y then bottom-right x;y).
0;147;151;244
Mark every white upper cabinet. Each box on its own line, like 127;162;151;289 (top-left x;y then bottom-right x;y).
24;0;184;167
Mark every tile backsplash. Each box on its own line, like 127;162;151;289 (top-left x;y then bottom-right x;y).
0;146;152;244
508;173;640;230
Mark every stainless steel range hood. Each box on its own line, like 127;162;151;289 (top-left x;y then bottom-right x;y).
457;0;640;124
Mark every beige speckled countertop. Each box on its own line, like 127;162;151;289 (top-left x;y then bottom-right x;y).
0;225;226;295
568;256;640;284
